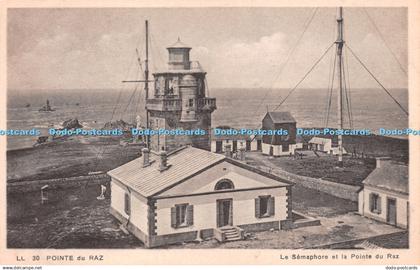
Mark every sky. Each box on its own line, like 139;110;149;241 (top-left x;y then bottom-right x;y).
7;7;407;90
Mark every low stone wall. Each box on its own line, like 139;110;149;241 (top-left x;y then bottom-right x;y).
258;165;360;202
7;174;111;193
292;211;321;229
311;231;407;249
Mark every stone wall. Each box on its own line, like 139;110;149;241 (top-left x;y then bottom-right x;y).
7;174;110;193
312;231;407;249
257;165;360;202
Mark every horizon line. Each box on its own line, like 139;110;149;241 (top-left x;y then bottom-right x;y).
7;87;409;92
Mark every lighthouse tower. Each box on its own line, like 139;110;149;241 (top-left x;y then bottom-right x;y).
146;38;217;152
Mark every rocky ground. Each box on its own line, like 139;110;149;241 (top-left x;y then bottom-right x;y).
7;136;143;182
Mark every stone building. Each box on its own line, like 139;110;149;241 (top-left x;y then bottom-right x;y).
146;38;216;152
108;146;293;248
358;157;409;229
261;111;297;156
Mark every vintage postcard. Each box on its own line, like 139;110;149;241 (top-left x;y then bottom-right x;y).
0;0;419;267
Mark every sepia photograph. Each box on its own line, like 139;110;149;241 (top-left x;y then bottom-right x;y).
1;1;419;267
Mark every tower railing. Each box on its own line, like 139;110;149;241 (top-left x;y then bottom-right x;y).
197;97;217;111
146;98;182;111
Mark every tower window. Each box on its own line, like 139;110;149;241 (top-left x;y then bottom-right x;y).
189;99;194;107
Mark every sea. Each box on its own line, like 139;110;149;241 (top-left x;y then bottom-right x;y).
6;88;408;150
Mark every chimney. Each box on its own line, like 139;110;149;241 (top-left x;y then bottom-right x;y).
158;150;169;171
224;144;232;158
142;148;150;167
375;157;391;168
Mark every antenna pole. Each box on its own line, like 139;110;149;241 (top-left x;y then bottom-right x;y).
145;20;149;100
335;7;344;167
145;20;150;148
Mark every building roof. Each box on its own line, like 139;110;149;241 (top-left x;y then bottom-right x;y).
211;134;250;141
210;131;261;141
167;38;191;49
363;161;408;194
265;111;296;124
108;146;225;197
108;146;292;198
309;137;332;145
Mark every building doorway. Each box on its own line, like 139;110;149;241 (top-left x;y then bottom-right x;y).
215;141;223;153
233;140;237;152
217;199;233;227
387;198;397;226
257;139;262;151
246;140;251;151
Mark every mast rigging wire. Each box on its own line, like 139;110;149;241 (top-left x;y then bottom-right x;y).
88;21;147;176
341;22;353;129
345;43;408;116
325;50;337;128
272;42;335;112
250;42;335;143
324;10;339;128
342;56;353;129
252;7;319;118
344;45;354;128
363;8;407;75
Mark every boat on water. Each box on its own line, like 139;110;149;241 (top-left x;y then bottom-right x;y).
39;99;55;112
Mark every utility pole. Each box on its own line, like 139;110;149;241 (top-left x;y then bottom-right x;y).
335;7;344;167
145;20;149;100
121;20;152;148
145;20;150;149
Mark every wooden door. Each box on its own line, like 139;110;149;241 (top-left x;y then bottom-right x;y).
217;199;233;227
246;140;251;151
216;141;223;153
387;198;397;226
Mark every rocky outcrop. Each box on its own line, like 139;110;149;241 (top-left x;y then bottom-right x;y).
62;118;83;129
102;120;134;131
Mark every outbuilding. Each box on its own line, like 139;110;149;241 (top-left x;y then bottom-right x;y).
308;137;332;152
308;136;347;155
358;157;408;229
211;133;262;154
261;111;297;156
108;146;293;248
